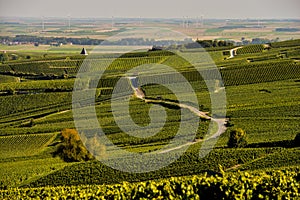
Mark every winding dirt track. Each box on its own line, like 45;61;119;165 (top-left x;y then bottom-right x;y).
128;77;227;153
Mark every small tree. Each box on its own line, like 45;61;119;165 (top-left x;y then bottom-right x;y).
11;54;18;60
0;53;9;63
227;128;248;148
54;129;94;162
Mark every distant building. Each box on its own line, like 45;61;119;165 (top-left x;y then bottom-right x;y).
80;48;88;55
50;42;62;47
149;46;163;51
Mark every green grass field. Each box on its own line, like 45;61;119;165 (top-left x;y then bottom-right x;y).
0;38;299;198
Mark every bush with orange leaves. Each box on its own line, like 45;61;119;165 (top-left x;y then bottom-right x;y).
54;129;94;162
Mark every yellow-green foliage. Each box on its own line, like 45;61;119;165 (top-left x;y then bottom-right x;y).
0;75;19;83
54;129;93;162
236;45;264;54
1;169;298;199
0;133;55;158
228;128;248;148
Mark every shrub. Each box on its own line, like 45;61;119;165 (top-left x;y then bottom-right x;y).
84;134;107;159
11;54;19;60
227;128;248;148
0;53;9;63
54;129;94;162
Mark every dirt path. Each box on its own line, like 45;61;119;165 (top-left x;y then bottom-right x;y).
225;164;241;171
128;77;227;153
34;109;70;122
229;47;243;58
158;139;203;154
224;151;278;171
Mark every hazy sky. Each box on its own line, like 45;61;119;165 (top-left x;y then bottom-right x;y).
0;0;299;19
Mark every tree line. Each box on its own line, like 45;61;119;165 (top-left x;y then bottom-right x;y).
0;35;104;45
0;35;236;48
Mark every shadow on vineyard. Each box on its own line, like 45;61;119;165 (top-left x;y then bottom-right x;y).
246;139;295;148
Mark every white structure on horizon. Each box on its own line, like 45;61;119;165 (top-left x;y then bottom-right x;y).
200;15;204;28
41;16;45;32
68;15;71;31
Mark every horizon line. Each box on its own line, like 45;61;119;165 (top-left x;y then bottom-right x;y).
0;16;300;21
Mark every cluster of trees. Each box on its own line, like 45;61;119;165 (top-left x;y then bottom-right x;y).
152;39;235;50
0;35;280;48
0;53;31;63
2;35;230;47
275;28;300;32
0;35;104;46
54;129;106;162
1;36;236;48
102;38;193;46
238;37;280;45
195;39;234;48
0;36;195;47
53;129;94;162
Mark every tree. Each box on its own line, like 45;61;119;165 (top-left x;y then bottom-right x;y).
0;53;9;63
11;54;18;60
84;134;107;159
227;128;248;148
54;129;94;162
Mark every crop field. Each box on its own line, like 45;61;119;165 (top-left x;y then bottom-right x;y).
0;38;300;199
1;18;300;47
0;133;56;158
1;168;299;199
